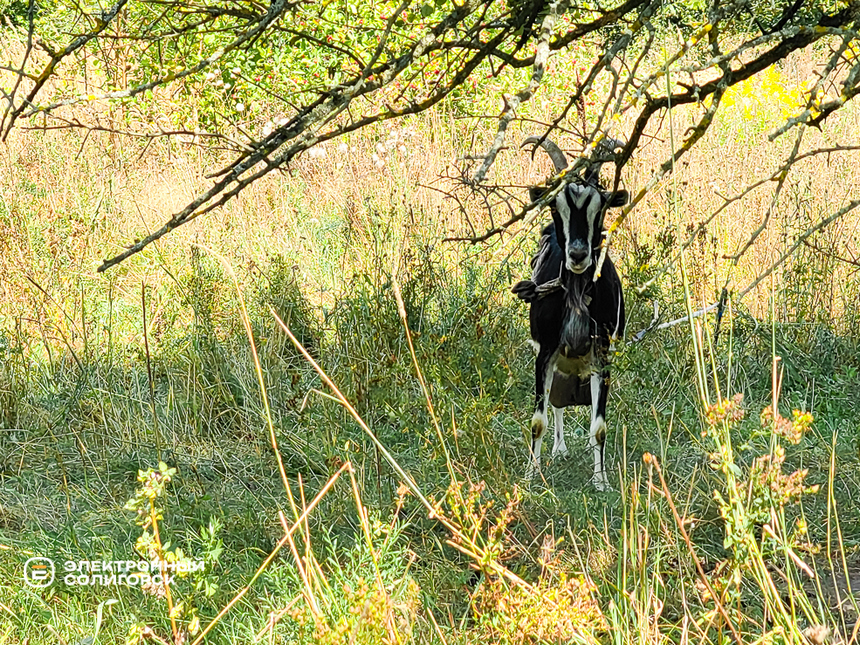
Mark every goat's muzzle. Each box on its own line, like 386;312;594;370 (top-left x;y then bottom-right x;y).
566;243;591;273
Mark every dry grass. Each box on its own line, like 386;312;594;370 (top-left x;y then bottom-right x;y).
4;42;859;343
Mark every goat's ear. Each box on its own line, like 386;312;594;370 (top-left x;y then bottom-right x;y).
608;189;629;208
529;186;547;204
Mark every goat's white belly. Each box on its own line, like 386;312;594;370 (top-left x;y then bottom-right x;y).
554;350;594;379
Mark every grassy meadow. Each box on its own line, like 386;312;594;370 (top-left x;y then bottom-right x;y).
2;39;860;644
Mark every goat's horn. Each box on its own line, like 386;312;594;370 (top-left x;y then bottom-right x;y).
521;136;568;173
585;136;626;183
595;136;626;154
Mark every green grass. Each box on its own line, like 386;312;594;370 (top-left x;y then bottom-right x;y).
2;211;860;643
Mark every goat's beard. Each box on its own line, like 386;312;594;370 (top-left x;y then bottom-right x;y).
560;280;591;355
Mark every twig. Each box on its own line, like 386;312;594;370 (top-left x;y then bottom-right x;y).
470;0;565;185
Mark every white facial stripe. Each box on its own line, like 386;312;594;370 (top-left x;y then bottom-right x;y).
556;190;571;253
559;185;603;241
577;187;593;210
586;189;601;242
567;184;599;208
565;183;584;208
558;186;603;275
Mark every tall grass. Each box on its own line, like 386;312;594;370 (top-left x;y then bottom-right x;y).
2;39;860;644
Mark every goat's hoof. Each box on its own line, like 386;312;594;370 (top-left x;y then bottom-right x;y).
525;456;545;482
592;475;612;492
551;446;569;459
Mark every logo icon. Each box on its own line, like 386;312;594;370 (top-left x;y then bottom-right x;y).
24;558;55;587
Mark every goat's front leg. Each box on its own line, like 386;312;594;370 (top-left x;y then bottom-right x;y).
527;349;555;479
589;369;611;491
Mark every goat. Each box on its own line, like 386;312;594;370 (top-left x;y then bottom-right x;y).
512;137;628;490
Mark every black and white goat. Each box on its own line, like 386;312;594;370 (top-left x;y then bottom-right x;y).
513;137;628;490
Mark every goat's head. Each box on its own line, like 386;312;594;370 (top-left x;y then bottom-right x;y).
524;136;629;274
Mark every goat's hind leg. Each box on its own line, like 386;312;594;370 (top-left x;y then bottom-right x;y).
551;406;569;458
589;370;611;491
527;350;555;479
